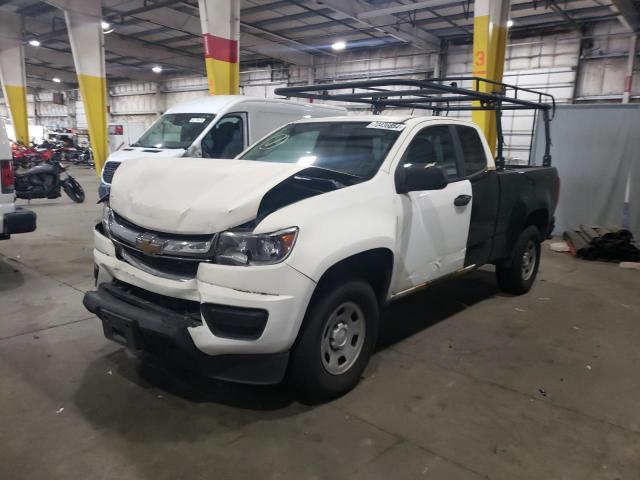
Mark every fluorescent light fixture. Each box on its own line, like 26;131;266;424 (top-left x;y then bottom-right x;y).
28;39;41;47
331;40;347;51
152;65;162;73
507;19;514;27
52;77;61;83
101;21;111;29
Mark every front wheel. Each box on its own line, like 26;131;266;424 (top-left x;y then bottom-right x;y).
496;225;541;295
289;279;379;402
62;176;85;203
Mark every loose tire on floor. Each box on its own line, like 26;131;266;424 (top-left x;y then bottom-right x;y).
289;279;379;402
496;225;541;295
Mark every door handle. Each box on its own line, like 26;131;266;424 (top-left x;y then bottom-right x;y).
454;194;472;206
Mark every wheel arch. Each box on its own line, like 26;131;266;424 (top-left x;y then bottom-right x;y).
313;248;395;305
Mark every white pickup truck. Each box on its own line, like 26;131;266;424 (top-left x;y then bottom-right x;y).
84;80;559;400
1;120;36;241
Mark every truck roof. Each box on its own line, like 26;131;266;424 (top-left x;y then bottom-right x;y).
165;95;346;115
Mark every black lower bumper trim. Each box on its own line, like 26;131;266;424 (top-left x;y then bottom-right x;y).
4;208;36;235
83;283;289;385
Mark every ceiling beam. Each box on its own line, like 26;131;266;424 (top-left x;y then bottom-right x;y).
25;44;167;83
308;0;440;51
608;0;640;30
104;34;205;73
105;1;315;65
26;63;77;83
356;0;461;19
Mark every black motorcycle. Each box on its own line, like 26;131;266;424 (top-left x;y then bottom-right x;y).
15;157;85;203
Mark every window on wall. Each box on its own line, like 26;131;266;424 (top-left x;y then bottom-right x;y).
456;126;486;176
400;125;459;179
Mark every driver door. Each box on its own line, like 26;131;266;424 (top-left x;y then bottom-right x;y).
393;125;473;294
200;113;247;158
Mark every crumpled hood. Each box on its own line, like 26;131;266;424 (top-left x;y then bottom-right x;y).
109;157;307;234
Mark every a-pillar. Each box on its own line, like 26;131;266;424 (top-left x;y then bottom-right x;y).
46;0;108;175
198;0;240;95
0;12;29;144
472;0;511;154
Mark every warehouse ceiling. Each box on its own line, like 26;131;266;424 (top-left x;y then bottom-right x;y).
0;0;638;90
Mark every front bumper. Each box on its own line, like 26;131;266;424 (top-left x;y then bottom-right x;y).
89;226;316;376
84;282;289;384
2;207;37;238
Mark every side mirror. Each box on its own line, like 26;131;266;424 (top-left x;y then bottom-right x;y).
395;163;448;194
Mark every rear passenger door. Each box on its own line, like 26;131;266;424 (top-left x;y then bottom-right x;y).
453;125;499;267
393;125;473;293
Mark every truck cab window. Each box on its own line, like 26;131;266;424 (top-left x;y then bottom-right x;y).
201;115;245;158
401;125;459;179
456;126;486;176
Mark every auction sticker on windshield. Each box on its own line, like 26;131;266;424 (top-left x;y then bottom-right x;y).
189;118;207;123
366;121;406;131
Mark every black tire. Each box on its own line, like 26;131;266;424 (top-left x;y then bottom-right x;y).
63;177;85;203
496;225;541;295
289;279;379;402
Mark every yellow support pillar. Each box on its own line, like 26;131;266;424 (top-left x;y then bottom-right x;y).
198;0;240;95
0;12;29;144
47;0;108;176
472;0;511;154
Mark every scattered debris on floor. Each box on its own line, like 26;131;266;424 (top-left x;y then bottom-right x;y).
538;388;547;397
563;225;640;262
550;241;570;252
55;407;64;414
619;262;640;270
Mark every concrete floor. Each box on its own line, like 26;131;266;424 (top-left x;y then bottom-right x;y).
1;166;639;480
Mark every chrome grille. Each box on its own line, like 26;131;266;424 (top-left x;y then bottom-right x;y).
109;213;216;280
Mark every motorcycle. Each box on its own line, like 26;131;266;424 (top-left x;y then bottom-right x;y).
71;147;95;168
15;156;85;203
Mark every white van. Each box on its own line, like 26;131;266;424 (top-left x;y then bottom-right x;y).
99;96;346;197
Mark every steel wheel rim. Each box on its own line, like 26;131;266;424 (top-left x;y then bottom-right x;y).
321;302;366;375
521;240;537;281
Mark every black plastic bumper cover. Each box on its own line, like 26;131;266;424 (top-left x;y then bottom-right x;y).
83;283;289;385
4;208;36;235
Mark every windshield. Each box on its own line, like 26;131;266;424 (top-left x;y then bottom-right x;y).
132;113;215;149
239;121;403;178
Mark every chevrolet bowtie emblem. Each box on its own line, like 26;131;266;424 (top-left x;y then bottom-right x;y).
135;232;164;255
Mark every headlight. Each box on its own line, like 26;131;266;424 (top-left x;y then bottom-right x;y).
214;227;298;266
102;205;114;235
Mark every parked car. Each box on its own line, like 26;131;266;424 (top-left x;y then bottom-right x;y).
84;109;559;399
98;96;346;198
1;120;36;240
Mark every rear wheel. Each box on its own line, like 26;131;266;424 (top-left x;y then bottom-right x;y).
496;225;541;295
63;176;85;203
289;279;379;402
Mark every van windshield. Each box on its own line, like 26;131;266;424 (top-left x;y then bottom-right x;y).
239;122;402;178
132;113;215;149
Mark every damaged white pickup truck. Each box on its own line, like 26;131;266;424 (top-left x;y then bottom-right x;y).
84;79;559;400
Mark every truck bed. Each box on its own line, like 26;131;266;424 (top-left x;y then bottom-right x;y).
465;166;559;268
